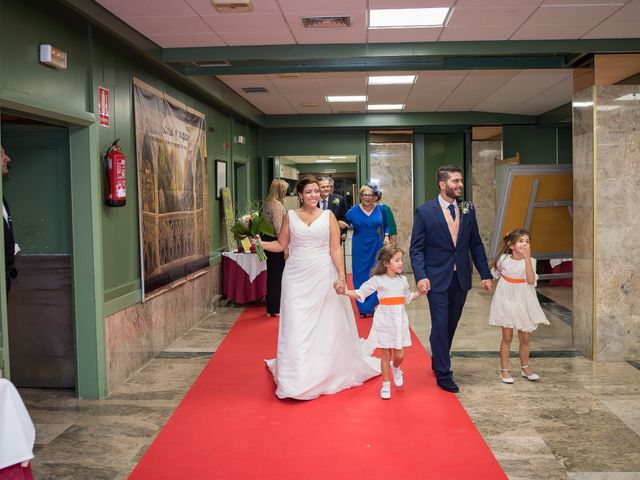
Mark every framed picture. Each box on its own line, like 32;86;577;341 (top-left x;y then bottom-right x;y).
215;160;227;199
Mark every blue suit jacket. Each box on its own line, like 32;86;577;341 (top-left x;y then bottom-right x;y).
410;198;491;293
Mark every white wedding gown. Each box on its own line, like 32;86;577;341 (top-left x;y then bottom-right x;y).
265;210;381;400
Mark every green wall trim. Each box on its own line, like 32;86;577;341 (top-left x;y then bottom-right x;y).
263;112;537;129
1;89;95;126
103;289;142;317
104;281;140;303
210;251;223;266
69;123;106;399
163;39;640;63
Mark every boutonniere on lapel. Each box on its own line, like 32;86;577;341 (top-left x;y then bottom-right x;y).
332;197;340;206
459;201;474;216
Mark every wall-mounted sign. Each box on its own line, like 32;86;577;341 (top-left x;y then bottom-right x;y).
98;86;110;127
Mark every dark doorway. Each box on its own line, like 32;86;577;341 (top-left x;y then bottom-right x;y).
1;116;75;388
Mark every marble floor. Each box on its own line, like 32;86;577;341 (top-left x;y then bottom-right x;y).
16;277;640;480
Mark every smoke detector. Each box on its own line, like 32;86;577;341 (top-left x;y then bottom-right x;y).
211;0;253;14
301;16;351;28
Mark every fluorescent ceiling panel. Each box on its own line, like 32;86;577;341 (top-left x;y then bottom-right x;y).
369;8;449;28
367;104;404;110
326;95;367;102
368;75;416;85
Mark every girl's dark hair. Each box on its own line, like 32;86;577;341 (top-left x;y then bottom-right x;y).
295;175;319;196
490;227;531;269
371;245;404;276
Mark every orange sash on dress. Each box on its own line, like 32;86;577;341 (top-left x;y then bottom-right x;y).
501;275;526;284
378;296;405;305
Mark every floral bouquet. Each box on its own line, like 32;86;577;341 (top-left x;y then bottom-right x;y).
230;207;275;261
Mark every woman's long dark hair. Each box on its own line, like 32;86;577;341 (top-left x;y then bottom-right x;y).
490;227;531;270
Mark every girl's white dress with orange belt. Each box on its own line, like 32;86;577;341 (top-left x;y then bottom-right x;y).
354;275;414;349
489;254;549;332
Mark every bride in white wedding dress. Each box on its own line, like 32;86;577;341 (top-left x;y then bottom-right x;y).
261;176;380;400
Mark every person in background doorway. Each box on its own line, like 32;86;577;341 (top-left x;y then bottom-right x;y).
317;176;347;243
1;145;18;293
375;189;398;244
262;178;289;317
339;184;390;317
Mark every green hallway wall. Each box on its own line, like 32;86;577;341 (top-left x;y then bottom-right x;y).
0;0;262;395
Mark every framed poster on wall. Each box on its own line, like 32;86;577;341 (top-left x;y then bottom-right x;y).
216;160;227;199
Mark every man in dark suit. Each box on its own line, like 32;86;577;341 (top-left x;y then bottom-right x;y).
2;145;18;293
410;165;492;393
318;176;347;242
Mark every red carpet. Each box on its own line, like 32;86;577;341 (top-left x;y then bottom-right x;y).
130;299;506;479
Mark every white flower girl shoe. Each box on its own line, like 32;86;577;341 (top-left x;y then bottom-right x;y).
499;368;514;384
520;366;540;381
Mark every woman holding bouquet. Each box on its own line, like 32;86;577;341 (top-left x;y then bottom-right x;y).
262;179;288;317
261;176;380;400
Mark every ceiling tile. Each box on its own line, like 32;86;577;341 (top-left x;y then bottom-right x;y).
511;23;594;40
278;0;366;13
440;25;519;41
148;33;226;48
477;70;571;114
123;16;212;35
542;0;625;5
217;30;296;45
507;76;572;115
582;2;640;38
201;13;289;31
319;75;367;96
96;0;195;17
438;70;518;111
266;75;324;95
367;27;441;43
525;4;623;25
366;84;413;104
404;71;468;111
455;0;542;5
290;27;368;44
184;0;282;15
447;6;538;27
369;0;455;6
328;102;366;114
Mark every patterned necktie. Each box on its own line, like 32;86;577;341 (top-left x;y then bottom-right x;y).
448;203;456;221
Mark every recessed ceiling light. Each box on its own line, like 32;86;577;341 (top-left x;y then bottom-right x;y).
315;160;333;163
329;156;347;159
368;75;416;85
326;95;367;102
369;8;449;29
367;104;404;111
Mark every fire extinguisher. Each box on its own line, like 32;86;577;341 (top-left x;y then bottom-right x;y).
105;139;126;207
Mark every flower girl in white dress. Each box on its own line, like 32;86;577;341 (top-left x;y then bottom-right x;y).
489;228;549;384
345;246;422;399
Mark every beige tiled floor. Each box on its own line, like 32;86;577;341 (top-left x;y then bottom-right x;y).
15;277;640;479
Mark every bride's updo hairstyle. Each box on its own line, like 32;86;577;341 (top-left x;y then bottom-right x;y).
295;175;319;205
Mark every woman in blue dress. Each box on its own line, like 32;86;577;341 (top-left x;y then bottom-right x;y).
340;184;389;316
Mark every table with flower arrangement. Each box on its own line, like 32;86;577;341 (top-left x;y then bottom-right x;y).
221;251;267;304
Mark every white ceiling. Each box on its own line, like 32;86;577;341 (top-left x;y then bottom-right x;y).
94;0;640;116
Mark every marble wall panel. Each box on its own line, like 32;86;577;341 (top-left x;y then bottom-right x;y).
369;142;413;267
593;85;640;361
572;87;595;358
105;264;221;393
472;140;501;251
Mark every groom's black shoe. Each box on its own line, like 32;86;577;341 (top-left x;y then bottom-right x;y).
436;378;459;393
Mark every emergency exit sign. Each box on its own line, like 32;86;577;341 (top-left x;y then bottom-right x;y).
98;86;110;127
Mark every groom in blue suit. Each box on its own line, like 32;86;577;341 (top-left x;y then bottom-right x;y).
410;165;493;393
